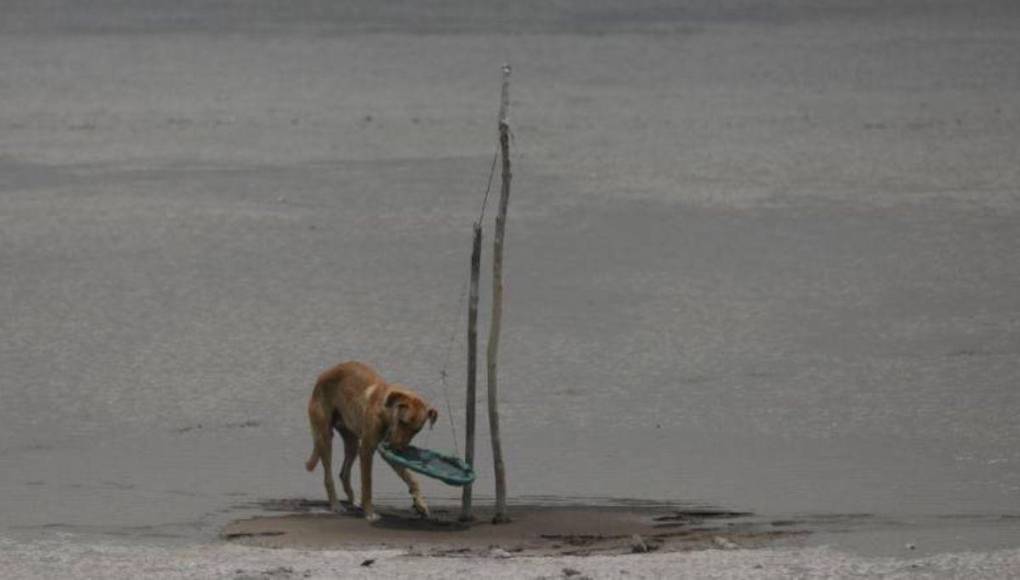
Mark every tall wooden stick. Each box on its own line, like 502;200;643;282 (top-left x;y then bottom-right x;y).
487;64;512;524
460;222;482;521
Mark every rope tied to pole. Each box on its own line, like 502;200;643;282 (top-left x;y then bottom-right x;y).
477;144;500;224
434;127;504;457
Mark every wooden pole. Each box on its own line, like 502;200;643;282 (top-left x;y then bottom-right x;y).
460;222;482;521
487;64;512;524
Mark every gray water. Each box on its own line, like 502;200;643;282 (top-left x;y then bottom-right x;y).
2;0;1019;549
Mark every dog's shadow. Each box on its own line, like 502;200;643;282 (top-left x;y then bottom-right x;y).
371;507;472;533
337;501;471;532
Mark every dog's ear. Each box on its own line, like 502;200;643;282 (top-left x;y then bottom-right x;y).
427;408;438;429
384;391;408;412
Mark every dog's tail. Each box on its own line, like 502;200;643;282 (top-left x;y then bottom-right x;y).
305;448;320;472
306;393;322;472
303;411;320;470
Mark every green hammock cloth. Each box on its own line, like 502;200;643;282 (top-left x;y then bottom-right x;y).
378;443;476;487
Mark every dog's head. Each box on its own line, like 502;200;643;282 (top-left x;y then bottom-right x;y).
383;388;438;450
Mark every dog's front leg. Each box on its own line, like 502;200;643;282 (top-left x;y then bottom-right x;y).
384;458;430;518
358;441;379;521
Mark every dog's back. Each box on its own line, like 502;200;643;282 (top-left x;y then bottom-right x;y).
314;361;379;398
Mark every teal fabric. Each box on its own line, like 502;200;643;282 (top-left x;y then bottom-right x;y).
378;444;477;487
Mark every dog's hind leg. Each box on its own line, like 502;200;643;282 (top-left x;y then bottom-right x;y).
316;429;338;511
337;425;359;509
384;458;430;518
308;408;339;511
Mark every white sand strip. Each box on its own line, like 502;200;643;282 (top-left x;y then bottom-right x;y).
2;537;1019;579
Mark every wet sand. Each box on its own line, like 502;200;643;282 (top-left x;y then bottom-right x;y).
222;501;794;555
221;498;1020;557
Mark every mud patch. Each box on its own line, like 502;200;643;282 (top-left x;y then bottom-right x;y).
222;502;807;556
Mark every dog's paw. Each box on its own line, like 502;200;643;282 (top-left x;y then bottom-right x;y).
364;511;380;522
413;498;431;519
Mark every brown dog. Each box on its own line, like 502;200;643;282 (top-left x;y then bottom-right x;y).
305;361;437;521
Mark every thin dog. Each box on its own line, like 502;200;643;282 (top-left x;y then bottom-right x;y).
305;361;437;521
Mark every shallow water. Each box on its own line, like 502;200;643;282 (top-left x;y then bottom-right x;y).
2;0;1019;551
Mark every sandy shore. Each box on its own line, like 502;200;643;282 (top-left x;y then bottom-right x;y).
3;535;1020;579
